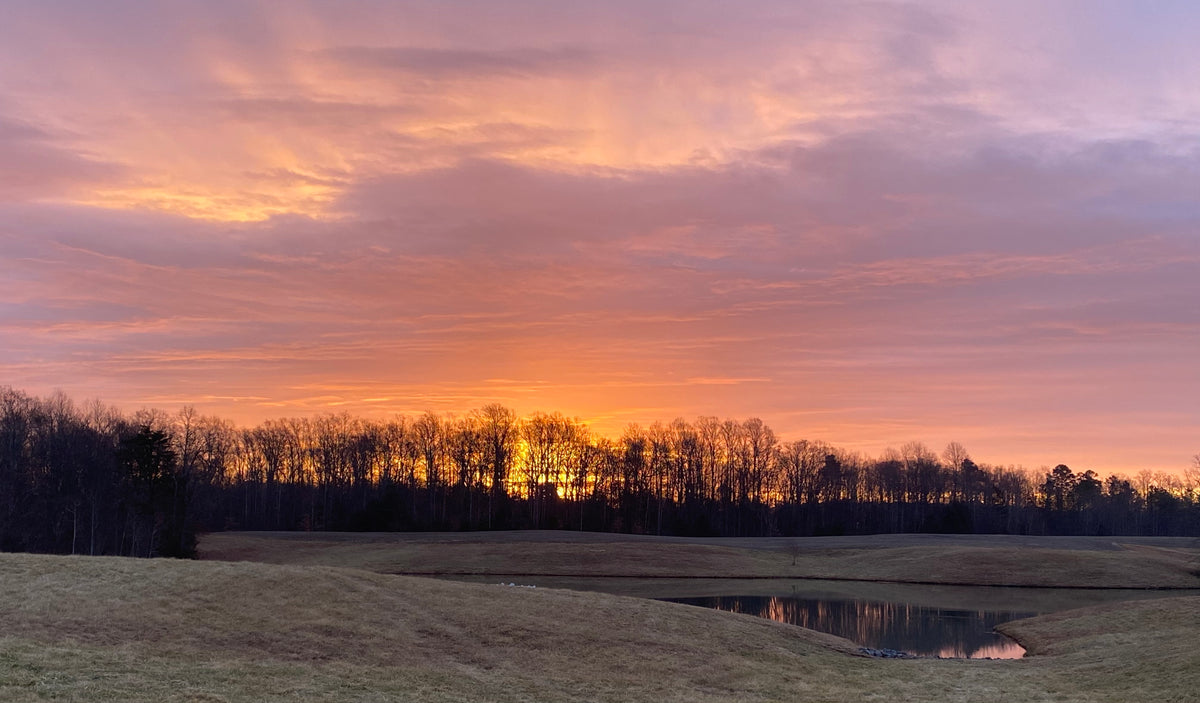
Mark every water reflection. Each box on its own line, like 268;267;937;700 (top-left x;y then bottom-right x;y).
667;595;1032;659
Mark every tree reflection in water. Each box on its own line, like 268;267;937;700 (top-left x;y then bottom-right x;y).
668;595;1032;658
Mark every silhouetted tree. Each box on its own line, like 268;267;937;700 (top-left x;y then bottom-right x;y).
2;387;1198;549
118;424;191;557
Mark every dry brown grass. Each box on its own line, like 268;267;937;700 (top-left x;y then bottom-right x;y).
2;551;1199;702
201;530;1200;588
4;531;1200;702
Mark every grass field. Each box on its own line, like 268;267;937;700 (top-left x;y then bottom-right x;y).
201;530;1200;588
0;532;1197;702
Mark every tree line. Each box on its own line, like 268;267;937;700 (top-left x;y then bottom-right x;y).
2;386;1198;557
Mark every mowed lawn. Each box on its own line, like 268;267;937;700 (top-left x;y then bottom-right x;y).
0;533;1195;702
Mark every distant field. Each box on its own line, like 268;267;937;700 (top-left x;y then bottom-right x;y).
201;530;1200;589
2;547;1200;702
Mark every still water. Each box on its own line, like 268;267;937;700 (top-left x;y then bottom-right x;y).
664;594;1032;658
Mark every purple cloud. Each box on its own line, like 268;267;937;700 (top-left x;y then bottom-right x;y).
1;0;1198;473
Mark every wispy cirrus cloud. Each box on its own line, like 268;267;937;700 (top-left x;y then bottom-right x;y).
0;116;124;200
316;46;599;78
1;0;1198;471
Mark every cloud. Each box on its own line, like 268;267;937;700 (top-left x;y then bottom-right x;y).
316;46;598;79
2;1;1200;471
0;116;123;200
214;97;416;131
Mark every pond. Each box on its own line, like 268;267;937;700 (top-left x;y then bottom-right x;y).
663;593;1030;658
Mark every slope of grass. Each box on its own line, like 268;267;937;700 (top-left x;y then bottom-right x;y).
201;531;1200;588
999;598;1200;701
2;552;1199;702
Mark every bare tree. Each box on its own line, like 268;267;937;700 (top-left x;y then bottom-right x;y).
475;404;517;528
448;415;485;526
942;442;970;502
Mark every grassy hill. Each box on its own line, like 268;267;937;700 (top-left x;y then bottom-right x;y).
1;533;1198;701
201;530;1200;588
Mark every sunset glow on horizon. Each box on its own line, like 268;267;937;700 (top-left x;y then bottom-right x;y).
2;1;1198;474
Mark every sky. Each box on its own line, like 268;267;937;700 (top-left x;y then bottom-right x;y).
1;0;1198;474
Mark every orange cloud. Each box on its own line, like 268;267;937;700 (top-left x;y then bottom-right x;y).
2;1;1199;475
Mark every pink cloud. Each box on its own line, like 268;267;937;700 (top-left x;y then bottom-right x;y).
1;1;1199;473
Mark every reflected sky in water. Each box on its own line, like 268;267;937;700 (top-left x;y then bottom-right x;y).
667;595;1032;659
